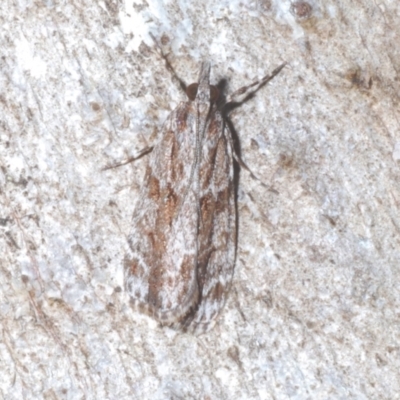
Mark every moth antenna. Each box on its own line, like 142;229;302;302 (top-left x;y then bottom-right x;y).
224;62;287;113
149;33;187;93
101;146;154;170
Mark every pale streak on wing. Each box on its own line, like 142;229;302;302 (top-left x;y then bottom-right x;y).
125;102;201;324
184;112;237;334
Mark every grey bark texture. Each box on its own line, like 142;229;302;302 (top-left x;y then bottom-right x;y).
1;0;399;399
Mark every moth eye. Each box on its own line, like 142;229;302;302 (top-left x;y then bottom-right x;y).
186;83;220;103
210;85;219;102
186;83;198;101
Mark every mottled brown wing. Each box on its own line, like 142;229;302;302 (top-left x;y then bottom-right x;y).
182;113;237;334
124;101;202;324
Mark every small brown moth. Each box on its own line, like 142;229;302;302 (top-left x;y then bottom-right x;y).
124;58;285;334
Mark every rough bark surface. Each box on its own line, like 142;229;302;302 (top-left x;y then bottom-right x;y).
1;0;399;398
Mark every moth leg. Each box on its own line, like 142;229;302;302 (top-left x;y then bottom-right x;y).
224;62;287;112
223;119;271;188
102;146;154;170
149;33;187;94
221;63;287;187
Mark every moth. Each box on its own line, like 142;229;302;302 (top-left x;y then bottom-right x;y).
124;60;285;334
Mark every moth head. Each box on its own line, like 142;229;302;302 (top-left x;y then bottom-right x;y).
186;83;220;103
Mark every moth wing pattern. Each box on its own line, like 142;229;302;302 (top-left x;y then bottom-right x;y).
183;112;236;333
124;62;236;333
124;105;201;325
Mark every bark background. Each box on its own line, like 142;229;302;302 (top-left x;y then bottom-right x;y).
1;0;399;398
